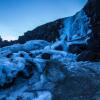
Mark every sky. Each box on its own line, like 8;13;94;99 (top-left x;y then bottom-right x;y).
0;0;87;41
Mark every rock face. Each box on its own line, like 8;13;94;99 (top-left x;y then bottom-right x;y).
18;19;64;43
76;0;100;61
84;0;100;52
76;50;100;61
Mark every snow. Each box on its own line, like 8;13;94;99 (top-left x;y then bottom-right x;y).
60;10;91;45
23;40;50;51
0;40;50;54
0;57;26;86
0;44;23;53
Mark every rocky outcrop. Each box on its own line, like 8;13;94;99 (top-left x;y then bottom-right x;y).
76;0;100;61
84;0;100;52
17;19;64;43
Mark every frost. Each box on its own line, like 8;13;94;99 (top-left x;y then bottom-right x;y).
61;10;91;43
23;40;50;51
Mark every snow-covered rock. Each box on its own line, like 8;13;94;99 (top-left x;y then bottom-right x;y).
0;40;50;54
1;59;99;100
0;44;23;53
23;40;50;51
61;10;90;41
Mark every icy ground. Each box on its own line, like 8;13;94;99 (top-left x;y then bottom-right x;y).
0;40;99;100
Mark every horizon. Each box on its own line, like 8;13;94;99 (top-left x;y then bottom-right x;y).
0;0;87;41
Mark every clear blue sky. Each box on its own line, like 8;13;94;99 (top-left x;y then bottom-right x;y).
0;0;87;41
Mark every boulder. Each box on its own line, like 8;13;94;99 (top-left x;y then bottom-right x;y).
76;51;100;61
68;43;87;54
41;53;51;60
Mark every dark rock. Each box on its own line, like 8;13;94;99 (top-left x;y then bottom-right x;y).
54;45;63;51
29;52;34;57
41;53;51;60
1;96;6;100
16;96;23;100
87;38;100;52
76;51;100;61
68;44;87;54
6;53;13;58
84;0;100;52
23;61;37;78
44;60;68;82
19;53;25;57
